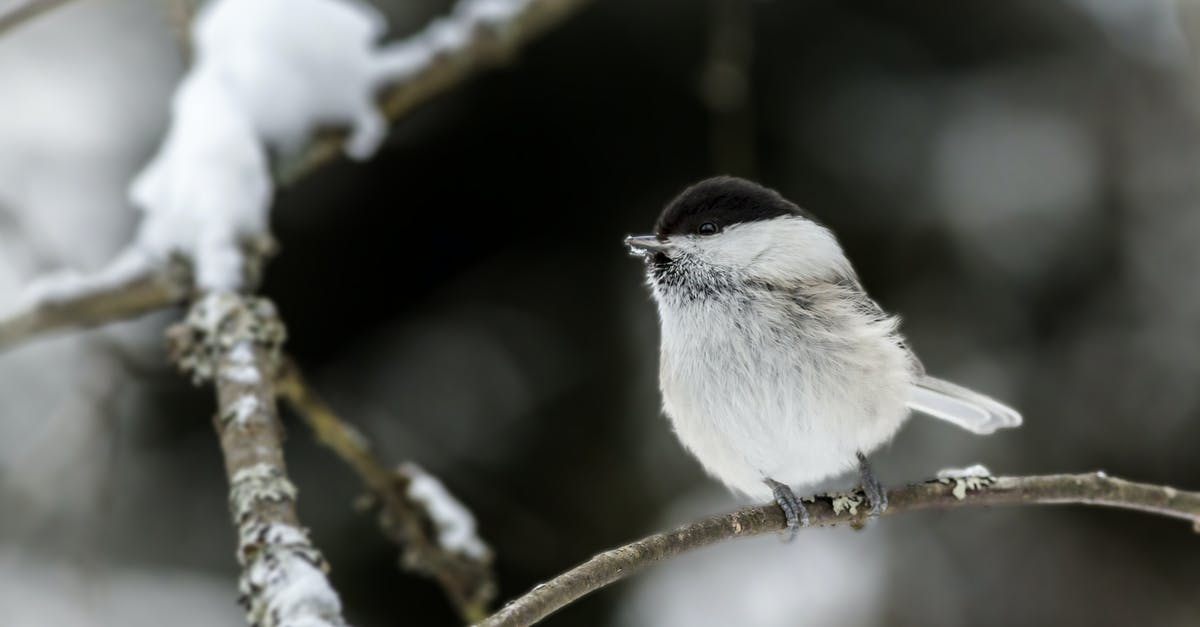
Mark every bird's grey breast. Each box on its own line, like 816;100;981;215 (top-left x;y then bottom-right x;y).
656;285;826;418
655;278;913;427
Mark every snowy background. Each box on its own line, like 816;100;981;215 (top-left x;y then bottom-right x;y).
2;0;1200;625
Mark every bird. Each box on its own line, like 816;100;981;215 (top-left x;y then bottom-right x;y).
626;176;1021;531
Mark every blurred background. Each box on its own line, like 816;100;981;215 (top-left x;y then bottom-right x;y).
2;0;1200;625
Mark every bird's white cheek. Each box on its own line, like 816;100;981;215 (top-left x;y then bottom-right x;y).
694;218;852;283
704;239;759;270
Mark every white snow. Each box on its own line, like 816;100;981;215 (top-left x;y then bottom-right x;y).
128;64;271;291
125;0;532;292
6;0;538;296
936;464;992;480
228;342;255;365
246;550;344;627
936;465;995;500
240;524;345;627
128;0;404;291
401;462;491;560
226;468;343;625
191;0;405;159
227;395;259;426
222;365;261;385
393;0;533;69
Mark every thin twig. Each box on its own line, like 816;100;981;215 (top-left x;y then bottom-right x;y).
168;292;348;627
275;359;497;623
0;0;74;36
476;473;1200;627
0;259;190;351
164;0;198;62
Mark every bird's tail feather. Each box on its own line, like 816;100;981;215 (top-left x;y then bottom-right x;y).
907;375;1022;435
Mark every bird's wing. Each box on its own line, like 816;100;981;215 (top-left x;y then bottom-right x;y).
806;279;1021;434
830;277;924;372
907;375;1022;435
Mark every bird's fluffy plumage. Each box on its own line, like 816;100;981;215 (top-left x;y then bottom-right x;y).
637;177;1020;500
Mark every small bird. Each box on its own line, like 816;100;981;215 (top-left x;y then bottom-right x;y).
626;176;1021;531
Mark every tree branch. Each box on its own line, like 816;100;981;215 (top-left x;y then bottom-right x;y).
475;473;1200;627
0;0;75;37
168;292;348;627
275;0;591;185
275;359;497;623
0;258;190;351
0;0;590;353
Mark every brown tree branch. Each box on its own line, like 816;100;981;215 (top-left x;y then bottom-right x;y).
476;473;1200;627
275;359;497;623
0;0;75;36
0;259;190;351
0;0;590;353
164;0;198;61
168;292;348;627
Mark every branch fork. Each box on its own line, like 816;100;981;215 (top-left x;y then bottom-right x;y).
276;362;497;622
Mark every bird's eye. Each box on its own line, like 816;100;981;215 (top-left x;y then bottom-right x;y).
698;222;718;236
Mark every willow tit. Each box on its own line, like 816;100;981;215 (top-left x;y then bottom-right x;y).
627;176;1021;531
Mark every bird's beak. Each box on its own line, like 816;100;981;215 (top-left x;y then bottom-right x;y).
625;235;673;257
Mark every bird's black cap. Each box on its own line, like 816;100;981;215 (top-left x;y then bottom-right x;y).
654;176;816;238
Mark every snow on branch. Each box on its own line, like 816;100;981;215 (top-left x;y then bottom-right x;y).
0;0;589;351
0;0;590;621
276;362;496;622
168;292;348;627
403;462;491;562
475;472;1200;627
0;255;190;351
278;0;591;184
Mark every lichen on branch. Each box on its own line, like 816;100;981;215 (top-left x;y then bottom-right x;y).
169;292;347;627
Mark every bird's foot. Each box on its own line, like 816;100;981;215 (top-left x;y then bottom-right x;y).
856;451;888;516
764;477;808;539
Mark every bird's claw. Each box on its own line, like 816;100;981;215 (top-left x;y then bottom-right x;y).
764;477;808;540
857;451;888;517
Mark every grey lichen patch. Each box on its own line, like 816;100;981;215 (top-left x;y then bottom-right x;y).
222;395;261;427
230;463;298;524
237;520;323;565
933;465;997;500
167;292;287;385
936;475;995;500
828;492;864;516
